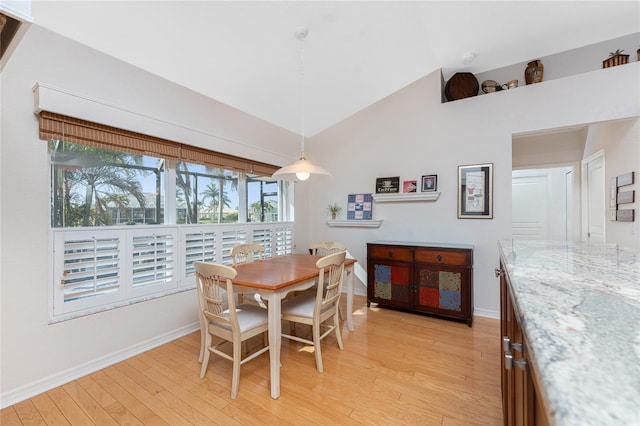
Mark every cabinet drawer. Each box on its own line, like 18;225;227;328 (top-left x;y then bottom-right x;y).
414;248;470;266
368;246;413;262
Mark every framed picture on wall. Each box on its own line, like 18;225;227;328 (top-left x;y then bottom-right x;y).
421;175;437;192
403;180;417;193
375;177;400;194
347;193;373;220
458;163;493;219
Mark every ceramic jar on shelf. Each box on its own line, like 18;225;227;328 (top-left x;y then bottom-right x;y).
525;59;544;84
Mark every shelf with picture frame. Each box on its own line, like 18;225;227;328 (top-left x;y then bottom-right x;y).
373;192;441;202
326;219;383;228
374;175;440;202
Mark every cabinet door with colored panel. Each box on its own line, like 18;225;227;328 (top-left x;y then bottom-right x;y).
368;259;412;309
414;264;471;321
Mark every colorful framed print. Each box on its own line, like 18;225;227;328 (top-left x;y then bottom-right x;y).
421;175;437;192
403;180;417;193
347;193;373;220
458;163;493;219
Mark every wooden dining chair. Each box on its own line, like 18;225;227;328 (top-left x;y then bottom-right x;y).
195;261;270;399
231;243;267;308
307;241;347;319
308;241;346;256
280;251;346;373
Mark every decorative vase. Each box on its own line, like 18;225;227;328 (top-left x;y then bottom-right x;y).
331;213;337;220
524;60;544;85
444;72;479;101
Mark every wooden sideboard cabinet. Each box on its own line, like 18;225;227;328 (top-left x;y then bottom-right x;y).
367;241;473;326
498;261;550;426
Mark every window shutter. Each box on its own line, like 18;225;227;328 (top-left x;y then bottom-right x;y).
184;229;217;277
60;236;121;302
252;228;274;257
221;229;248;264
131;232;176;288
274;227;294;255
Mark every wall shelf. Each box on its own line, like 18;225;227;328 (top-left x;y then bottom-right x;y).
373;192;440;202
327;219;383;228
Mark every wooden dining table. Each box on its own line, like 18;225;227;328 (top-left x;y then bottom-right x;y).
232;253;357;399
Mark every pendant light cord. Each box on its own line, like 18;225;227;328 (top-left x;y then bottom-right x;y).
299;32;306;159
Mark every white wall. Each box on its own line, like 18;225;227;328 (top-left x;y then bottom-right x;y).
583;119;640;248
512;127;587;168
306;61;640;317
0;25;301;406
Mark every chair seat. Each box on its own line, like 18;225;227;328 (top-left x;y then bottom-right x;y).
281;294;333;318
214;303;269;331
281;293;315;317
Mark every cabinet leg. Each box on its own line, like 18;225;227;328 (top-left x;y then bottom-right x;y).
367;300;371;308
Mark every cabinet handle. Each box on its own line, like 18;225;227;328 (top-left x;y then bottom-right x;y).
388;251;393;258
495;267;504;277
437;255;443;262
504;353;528;371
502;336;523;353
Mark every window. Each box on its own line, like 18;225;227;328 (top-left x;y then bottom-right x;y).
247;175;280;222
176;162;239;224
51;140;165;227
50;141;290;228
43;112;294;322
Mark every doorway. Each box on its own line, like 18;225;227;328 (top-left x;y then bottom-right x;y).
512;167;574;241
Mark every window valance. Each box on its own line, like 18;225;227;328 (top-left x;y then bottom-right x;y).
39;111;279;177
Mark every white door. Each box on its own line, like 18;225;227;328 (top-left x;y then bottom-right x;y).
512;173;549;239
583;152;605;242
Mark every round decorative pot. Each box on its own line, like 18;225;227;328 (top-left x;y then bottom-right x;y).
524;60;544;85
444;72;479;101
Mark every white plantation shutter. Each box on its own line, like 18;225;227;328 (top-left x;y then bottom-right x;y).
53;230;125;316
130;229;177;296
274;226;293;255
184;228;217;278
61;237;120;300
221;228;247;264
252;228;274;257
51;223;293;321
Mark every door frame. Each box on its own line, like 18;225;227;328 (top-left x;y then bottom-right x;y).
581;149;605;242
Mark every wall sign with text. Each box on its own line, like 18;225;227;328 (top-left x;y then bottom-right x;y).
375;177;400;194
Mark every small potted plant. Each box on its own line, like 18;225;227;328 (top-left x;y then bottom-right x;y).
603;49;630;68
327;202;342;219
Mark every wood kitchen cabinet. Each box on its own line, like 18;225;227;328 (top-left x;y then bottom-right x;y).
367;241;473;326
498;261;550;426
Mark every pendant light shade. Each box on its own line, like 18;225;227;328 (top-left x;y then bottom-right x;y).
272;27;331;182
272;156;331;181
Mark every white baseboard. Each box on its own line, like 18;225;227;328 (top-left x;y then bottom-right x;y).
473;308;500;320
1;322;199;409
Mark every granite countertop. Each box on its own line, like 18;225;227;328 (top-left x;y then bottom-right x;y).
498;239;640;426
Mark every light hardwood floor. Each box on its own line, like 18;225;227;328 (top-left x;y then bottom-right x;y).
1;296;503;425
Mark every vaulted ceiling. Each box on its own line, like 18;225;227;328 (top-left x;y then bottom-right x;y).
30;1;639;137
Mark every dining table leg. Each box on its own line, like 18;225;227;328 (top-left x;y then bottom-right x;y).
266;292;282;399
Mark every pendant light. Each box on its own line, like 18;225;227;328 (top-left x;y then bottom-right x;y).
272;27;331;181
